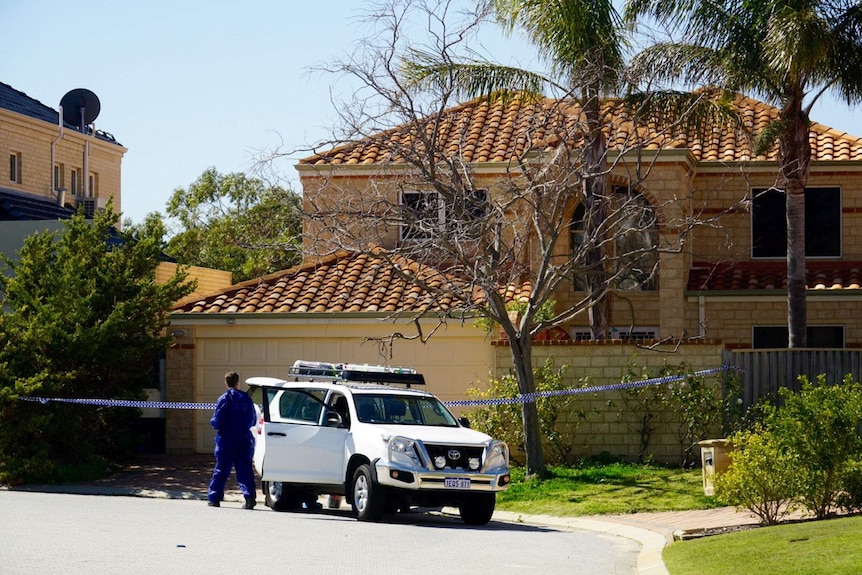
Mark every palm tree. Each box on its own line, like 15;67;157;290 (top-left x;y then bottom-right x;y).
404;0;628;476
625;0;862;347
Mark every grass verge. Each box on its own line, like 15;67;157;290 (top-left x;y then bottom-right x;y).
664;515;862;575
495;463;722;516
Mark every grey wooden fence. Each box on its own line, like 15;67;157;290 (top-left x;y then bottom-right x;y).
723;349;862;407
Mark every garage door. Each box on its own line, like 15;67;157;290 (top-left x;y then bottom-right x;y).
192;321;492;453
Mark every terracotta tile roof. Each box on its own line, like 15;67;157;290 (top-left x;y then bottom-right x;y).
300;93;862;167
173;249;532;315
688;261;862;292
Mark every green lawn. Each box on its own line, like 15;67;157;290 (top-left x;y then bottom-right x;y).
495;463;722;516
664;515;862;575
498;464;861;574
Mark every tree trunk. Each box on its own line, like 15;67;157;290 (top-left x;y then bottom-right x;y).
509;335;545;477
583;92;611;340
780;93;811;348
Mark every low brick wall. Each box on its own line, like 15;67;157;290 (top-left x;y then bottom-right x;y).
491;340;727;465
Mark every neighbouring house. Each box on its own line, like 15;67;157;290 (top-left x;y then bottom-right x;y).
169;93;862;461
1;81;233;452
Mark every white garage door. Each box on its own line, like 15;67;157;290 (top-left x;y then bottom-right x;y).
192;320;492;453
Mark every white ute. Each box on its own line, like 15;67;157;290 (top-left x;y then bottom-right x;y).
247;360;511;525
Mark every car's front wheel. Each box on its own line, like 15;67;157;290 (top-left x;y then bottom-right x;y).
458;492;496;525
263;480;299;511
351;464;385;521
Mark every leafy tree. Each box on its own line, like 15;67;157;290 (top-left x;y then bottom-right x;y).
163;167;302;281
0;207;194;484
626;0;862;347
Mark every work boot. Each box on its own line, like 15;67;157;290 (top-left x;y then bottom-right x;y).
243;496;257;510
208;501;220;507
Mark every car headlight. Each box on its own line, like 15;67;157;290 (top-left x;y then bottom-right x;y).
389;436;414;453
388;435;420;467
484;440;509;470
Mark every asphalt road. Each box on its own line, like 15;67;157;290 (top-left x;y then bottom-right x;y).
0;490;639;574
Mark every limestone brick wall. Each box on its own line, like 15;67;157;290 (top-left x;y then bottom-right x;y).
156;263;233;305
700;298;862;346
492;340;726;464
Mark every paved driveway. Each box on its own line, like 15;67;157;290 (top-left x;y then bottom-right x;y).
0;490;639;574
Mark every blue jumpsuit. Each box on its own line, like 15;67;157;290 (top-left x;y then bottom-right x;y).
208;388;257;504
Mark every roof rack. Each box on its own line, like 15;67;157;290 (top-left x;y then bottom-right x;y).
288;360;426;387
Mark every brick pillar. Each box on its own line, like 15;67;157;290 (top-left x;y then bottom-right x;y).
165;328;197;453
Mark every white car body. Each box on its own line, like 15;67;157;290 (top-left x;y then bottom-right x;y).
246;363;510;525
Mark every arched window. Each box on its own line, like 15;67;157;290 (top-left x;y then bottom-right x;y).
570;187;659;291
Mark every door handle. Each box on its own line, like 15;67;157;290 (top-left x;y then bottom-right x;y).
267;432;287;437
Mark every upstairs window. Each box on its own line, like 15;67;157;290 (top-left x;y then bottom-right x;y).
88;172;99;197
54;163;65;191
400;189;488;241
570;187;658;290
752;187;841;258
9;152;21;184
70;168;81;196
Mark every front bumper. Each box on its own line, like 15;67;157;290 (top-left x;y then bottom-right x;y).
374;459;510;492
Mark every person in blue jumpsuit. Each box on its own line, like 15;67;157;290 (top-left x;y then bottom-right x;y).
208;371;257;509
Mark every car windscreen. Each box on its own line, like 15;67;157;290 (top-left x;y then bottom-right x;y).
353;394;458;427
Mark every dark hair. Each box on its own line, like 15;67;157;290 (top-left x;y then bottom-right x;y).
225;371;239;388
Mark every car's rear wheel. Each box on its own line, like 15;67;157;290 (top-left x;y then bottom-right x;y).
458;492;496;525
263;480;299;511
351;464;385;521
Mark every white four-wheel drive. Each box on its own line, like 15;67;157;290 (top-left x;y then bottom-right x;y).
247;360;511;525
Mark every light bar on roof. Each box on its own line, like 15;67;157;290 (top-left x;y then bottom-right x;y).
288;360;425;386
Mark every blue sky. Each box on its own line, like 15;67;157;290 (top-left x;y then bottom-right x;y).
3;0;860;226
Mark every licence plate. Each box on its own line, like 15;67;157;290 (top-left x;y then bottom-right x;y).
444;477;471;489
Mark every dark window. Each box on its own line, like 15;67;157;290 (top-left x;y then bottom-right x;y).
401;189;488;241
752;187;841;258
401;191;441;240
9;153;21;183
752;325;844;349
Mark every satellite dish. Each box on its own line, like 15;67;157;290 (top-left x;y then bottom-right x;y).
60;88;101;130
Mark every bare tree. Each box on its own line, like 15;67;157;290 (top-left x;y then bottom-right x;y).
264;0;741;477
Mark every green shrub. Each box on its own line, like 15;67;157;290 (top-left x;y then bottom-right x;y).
769;375;862;518
615;362;732;466
837;460;862;514
466;360;584;465
717;375;862;523
715;427;800;525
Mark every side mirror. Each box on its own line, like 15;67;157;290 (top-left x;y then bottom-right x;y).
458;416;471;428
326;411;345;428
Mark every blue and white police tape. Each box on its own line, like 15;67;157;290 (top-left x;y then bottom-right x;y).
445;366;736;407
18;365;735;410
18;396;217;410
